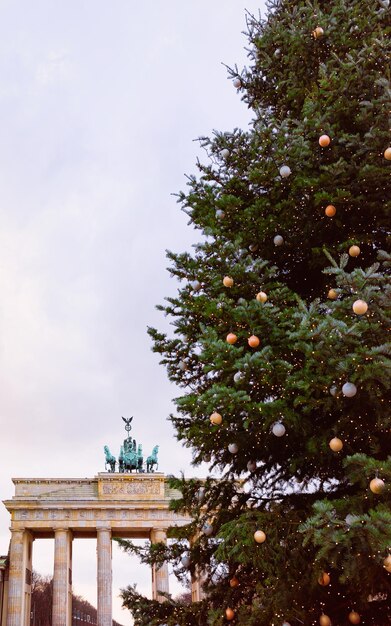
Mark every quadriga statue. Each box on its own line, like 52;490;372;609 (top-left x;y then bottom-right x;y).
103;417;159;474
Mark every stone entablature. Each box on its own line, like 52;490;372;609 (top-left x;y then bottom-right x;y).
5;474;187;535
12;508;186;523
11;473;175;500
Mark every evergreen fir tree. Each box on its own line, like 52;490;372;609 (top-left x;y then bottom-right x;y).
119;1;391;624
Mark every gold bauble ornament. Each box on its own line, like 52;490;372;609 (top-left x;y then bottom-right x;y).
210;412;222;425
225;608;235;621
223;276;234;288
318;572;330;586
325;204;336;217
229;576;239;588
370;477;385;494
349;245;361;257
327;289;338;300
319;615;331;626
384;147;391;160
319;134;331;147
383;554;391;572
256;291;268;303
254;530;266;543
329;437;343;452
248;335;260;348
348;611;360;624
226;333;238;345
352;299;368;315
313;26;324;39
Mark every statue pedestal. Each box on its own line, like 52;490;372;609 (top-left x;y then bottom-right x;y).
97;473;166;500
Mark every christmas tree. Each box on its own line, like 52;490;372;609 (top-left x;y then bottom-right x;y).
119;1;391;624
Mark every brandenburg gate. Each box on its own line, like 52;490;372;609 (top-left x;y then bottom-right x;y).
2;472;193;626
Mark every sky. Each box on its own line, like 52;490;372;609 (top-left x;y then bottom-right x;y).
0;1;266;623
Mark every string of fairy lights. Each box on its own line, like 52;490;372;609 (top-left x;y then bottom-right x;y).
168;15;391;625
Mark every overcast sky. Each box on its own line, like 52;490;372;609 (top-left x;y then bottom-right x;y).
0;1;266;623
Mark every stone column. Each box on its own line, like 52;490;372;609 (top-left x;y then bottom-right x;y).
6;529;23;626
52;529;72;626
191;569;205;602
150;528;169;602
6;528;32;626
23;531;33;626
97;527;112;626
190;534;205;602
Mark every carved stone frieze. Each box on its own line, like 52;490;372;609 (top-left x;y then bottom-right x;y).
100;480;161;497
97;473;165;499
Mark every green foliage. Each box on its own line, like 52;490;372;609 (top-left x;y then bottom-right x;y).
120;585;211;626
120;0;391;624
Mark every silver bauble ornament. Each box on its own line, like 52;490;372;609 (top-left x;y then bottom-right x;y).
197;487;205;503
274;235;284;246
247;460;257;472
342;382;357;397
202;523;213;536
181;555;191;568
215;209;225;219
228;443;239;454
272;422;286;437
233;77;242;88
279;165;292;178
190;280;201;291
329;385;338;397
234;371;244;383
220;148;230;159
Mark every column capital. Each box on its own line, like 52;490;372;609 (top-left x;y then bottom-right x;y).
150;528;168;542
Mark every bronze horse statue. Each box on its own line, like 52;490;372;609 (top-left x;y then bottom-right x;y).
146;445;159;473
104;446;116;472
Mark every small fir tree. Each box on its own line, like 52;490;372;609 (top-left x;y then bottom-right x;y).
119;1;391;624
